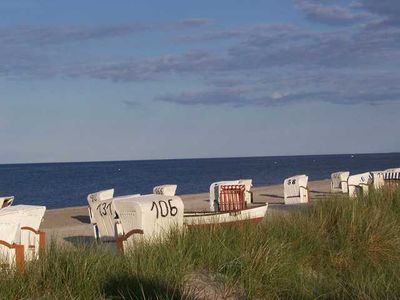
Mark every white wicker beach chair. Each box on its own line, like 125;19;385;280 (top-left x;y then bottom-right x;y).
239;179;253;205
87;189;115;240
284;175;309;204
347;172;373;197
209;180;240;211
113;194;184;253
153;185;177;196
330;171;350;193
87;189;140;241
370;171;385;190
0;222;24;270
0;205;46;262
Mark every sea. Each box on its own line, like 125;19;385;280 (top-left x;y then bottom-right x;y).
0;153;399;209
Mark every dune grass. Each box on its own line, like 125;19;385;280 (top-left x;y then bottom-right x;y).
1;187;400;299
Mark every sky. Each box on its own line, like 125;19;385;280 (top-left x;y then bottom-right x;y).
0;0;399;163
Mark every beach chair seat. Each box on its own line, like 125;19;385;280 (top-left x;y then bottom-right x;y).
284;175;309;204
113;194;184;253
0;205;46;262
153;184;177;196
0;196;14;209
348;172;372;197
239;179;253;204
330;171;350;193
209;180;240;211
87;189;140;241
0;222;24;270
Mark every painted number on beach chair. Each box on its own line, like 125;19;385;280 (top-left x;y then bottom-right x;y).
96;202;112;216
151;199;178;219
288;179;296;185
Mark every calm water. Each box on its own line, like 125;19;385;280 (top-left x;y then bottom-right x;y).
0;153;399;208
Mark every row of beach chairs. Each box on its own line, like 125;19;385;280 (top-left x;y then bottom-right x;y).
330;168;400;197
0;167;398;268
87;180;266;253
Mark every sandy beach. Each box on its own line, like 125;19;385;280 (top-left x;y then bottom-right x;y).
42;179;331;245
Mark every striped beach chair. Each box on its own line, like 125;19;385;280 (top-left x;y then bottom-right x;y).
218;185;246;212
383;168;400;189
384;168;400;181
284;175;309;204
209;180;240;211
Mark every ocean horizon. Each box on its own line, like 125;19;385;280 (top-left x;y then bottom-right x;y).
1;152;399;209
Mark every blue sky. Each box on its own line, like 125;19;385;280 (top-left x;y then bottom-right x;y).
0;0;399;163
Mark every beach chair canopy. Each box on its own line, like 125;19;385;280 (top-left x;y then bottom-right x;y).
153;185;177;196
284;175;309;204
330;171;350;193
0;205;46;231
384;168;400;180
87;189;114;207
113;194;184;244
348;172;372;197
0;196;14;209
0;222;22;267
209;180;240;211
0;205;46;261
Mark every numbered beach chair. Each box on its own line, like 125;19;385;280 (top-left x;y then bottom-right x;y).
0;222;24;270
347;172;372;197
330;171;350;193
87;189;140;241
239;179;253;204
87;189;115;240
209;180;240;211
284;175;309;204
0;205;46;262
370;171;385;190
153;184;177;196
114;194;184;253
0;196;14;209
